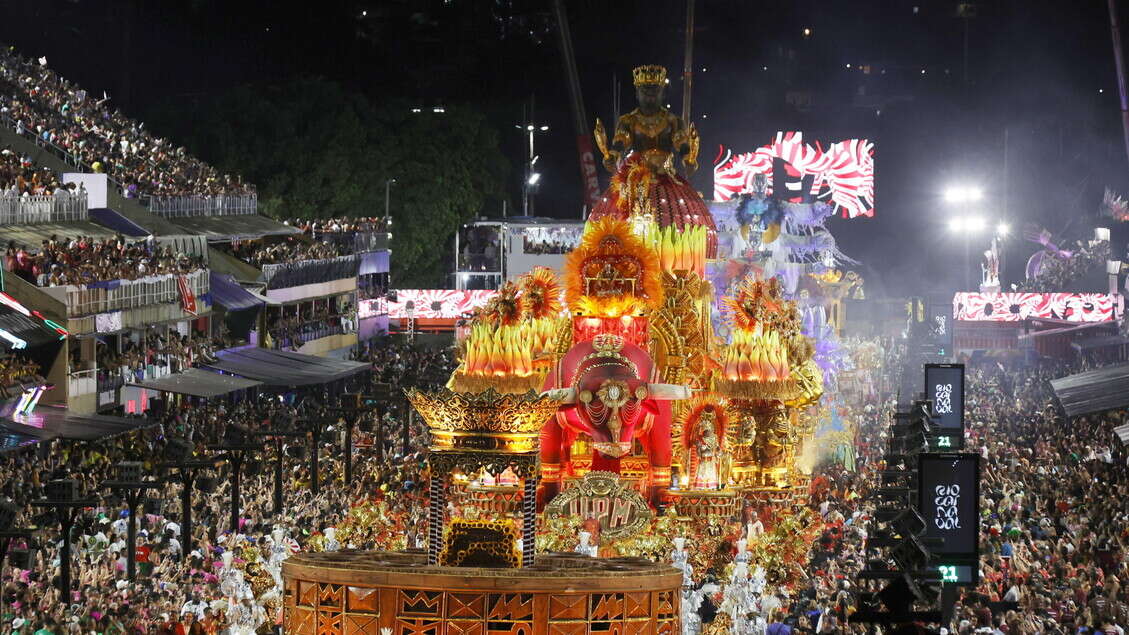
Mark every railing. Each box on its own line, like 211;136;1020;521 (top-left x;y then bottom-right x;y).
140;194;257;218
68;368;96;396
261;255;359;290
62;269;209;317
269;321;353;350
0;191;88;224
317;231;389;254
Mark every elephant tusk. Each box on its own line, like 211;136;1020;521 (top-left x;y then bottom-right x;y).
646;384;692;400
542;387;577;404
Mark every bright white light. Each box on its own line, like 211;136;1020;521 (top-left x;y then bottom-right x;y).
539;125;549;131
411;108;422;113
943;185;984;204
361;10;367;16
846;63;851;69
965;216;985;232
997;223;1010;236
432;106;445;113
948;218;964;233
527;173;541;185
803;27;812;36
526;125;534;131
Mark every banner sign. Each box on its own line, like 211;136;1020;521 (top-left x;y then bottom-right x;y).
925;363;964;449
368;289;497;319
954;292;1114;323
918;452;980;584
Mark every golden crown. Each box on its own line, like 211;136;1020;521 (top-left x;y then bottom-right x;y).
632;65;667;86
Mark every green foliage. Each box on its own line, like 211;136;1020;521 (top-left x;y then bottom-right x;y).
147;77;507;287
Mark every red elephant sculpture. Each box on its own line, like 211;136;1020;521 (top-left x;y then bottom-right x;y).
540;333;689;507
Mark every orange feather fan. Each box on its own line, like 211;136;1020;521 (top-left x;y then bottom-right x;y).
564;217;662;316
520;267;562;320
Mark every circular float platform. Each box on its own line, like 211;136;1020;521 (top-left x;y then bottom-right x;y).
283;550;682;634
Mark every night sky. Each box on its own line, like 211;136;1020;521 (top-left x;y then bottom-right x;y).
2;0;1126;297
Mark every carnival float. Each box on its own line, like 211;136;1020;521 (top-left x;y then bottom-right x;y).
282;64;874;634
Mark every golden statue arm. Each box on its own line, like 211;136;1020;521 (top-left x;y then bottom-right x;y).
682;122;700;175
594;118;621;173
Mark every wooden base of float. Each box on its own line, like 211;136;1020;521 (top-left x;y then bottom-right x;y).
282;550;682;634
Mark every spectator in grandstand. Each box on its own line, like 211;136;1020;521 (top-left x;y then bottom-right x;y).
3;235;205;287
0;46;254;201
228;238;345;268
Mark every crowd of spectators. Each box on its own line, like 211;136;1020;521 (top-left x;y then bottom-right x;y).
0;337;442;635
227;239;345;269
4;235;206;287
0;352;41;387
0;45;253;199
0;148;63;195
264;302;355;351
89;329;235;388
290;217;389;236
4;326;1129;634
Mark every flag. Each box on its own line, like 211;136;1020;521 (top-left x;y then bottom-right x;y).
177;275;197;316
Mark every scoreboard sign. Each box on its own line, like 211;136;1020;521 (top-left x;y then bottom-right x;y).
918;452;980;584
925;363;964;449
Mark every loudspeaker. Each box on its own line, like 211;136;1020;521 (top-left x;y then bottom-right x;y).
0;500;19;530
8;548;33;569
45;479;78;502
116;461;143;482
196;477;217;494
163;438;193;461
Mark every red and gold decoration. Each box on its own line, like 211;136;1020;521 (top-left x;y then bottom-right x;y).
564;217;663;318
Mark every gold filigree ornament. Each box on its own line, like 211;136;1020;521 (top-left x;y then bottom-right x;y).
543;471;653;541
438;518;521;568
407;388;563;476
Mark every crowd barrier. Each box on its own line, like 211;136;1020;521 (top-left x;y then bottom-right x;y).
141;194;257;218
0;191;88;224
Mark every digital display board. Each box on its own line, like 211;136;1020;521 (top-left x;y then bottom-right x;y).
918;452;980;585
925;363;964;448
926;297;953;355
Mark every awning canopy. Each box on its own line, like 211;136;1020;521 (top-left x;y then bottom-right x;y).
204;348;369;387
0;220;119;247
1071;335;1129;352
172;215;301;241
0;304;63;350
1050;363;1129;418
1;407;155;446
209;273;265;312
127;367;263;398
1115;423;1129;445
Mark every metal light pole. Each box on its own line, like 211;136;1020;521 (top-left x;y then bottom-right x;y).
32;480;97;602
254;429;304;515
102;462;161;582
517;99;549;216
328;393;377;486
383;178;396;228
297;416;336;497
208;434;263;535
160;458;219;562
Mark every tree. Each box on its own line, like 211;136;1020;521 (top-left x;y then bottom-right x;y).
147;77;507;286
